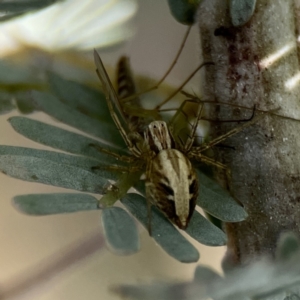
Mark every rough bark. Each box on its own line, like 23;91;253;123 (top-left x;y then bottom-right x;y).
197;0;300;266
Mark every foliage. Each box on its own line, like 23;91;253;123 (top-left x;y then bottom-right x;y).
0;59;43;115
167;0;202;25
114;233;300;300
229;0;257;26
0;71;247;263
0;0;60;22
167;0;257;26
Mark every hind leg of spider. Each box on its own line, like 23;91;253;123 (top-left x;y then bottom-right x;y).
191;107;280;154
168;98;204;151
89;143;135;163
120;26;192;105
181;91;290;122
155;61;214;110
168;95;256;123
147;201;153;236
201;105;256;123
191;154;231;179
191;154;227;170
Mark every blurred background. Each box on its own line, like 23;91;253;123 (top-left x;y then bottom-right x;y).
0;1;225;299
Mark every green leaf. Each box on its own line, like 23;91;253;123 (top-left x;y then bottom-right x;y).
114;253;300;300
186;211;227;246
193;265;222;283
13;193;99;215
102;207;140;255
0;60;40;85
230;0;256;27
276;232;300;261
0;146;123;193
167;0;202;24
0;145;121;179
121;193;199;263
15;92;36;114
9;117;129;162
113;282;176;300
48;72;112;123
0;92;14;114
0;0;57;13
31;91;126;148
0;155;109;193
0;91;36;115
197;170;248;222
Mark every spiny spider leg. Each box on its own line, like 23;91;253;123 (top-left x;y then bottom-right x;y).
121;26;192;104
184;100;204;151
191;108;280;154
168;98;204;151
89;143;135;163
92;164;141;173
181;91;300;123
196;155;228;170
155;61;214;110
94;50;141;157
113;26;213;113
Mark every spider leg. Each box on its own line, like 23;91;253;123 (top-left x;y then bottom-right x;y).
192;108;279;153
190;153;230;175
89;143;134;163
155;61;214;110
147;202;153;236
121;26;192;105
168;98;204;151
92;164;141;173
94;50;141;157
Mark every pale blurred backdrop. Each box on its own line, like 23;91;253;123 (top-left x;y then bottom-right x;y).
0;1;225;299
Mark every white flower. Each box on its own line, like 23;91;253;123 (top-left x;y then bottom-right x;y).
0;0;138;56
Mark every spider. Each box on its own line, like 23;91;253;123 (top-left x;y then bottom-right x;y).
92;49;275;234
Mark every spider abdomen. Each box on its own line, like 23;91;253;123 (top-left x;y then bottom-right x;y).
146;149;198;229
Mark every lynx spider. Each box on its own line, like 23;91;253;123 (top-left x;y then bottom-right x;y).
92;44;276;234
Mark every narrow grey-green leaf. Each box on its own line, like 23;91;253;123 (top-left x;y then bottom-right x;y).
0;145;124;193
121;193;199;263
276;232;300;261
0;60;39;84
102;207;139;255
193;265;222;283
0;155;110;194
0;145;121;181
31;91;125;147
197;170;247;222
0;91;36;115
0;0;57;13
186;211;226;246
115;255;300;300
15;92;36;114
48;72;111;122
167;0;202;25
113;282;180;300
0;92;14;114
9;117;129;162
230;0;256;27
13;193;99;215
